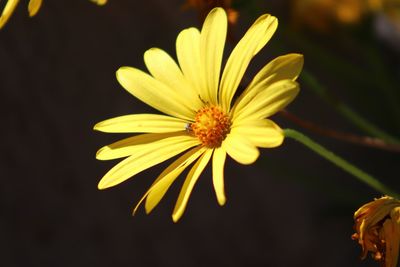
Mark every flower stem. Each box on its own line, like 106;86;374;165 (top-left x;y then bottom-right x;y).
280;110;400;153
300;70;400;145
284;128;400;198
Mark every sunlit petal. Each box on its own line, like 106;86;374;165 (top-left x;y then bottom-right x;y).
94;114;187;133
200;7;227;104
222;133;259;165
212;147;226;206
0;0;19;29
116;67;196;120
144;48;202;110
234;80;299;122
176;27;205;97
219;14;277;112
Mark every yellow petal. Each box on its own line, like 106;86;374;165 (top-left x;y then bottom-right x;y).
231;119;284;148
200;7;227;104
90;0;107;5
232;54;304;116
135;146;206;214
219;14;278;112
222;133;259;165
176;27;205;98
116;67;195;120
97;136;200;189
96;132;189;160
28;0;42;17
234;79;299;122
172;149;213;222
0;0;19;29
212;147;226;206
144;48;202;110
94;114;187;133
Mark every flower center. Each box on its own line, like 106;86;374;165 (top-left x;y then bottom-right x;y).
189;106;231;148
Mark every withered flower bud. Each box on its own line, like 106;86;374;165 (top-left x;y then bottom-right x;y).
352;196;400;267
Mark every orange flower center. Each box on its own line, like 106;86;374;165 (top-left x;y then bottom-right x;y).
189;106;231;148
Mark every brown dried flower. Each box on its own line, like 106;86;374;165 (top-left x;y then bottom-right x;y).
352;196;400;267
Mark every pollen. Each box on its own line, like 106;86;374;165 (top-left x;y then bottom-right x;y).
189;106;231;148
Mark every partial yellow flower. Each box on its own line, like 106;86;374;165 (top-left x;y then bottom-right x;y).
95;7;303;222
90;0;107;6
352;196;400;267
0;0;106;29
290;0;382;31
182;0;239;27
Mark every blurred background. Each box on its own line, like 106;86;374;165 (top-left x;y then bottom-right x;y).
0;0;399;266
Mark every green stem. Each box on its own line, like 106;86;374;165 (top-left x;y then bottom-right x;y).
301;70;400;145
284;128;400;198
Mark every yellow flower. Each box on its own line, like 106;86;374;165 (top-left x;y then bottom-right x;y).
290;0;381;31
95;7;303;222
0;0;106;29
182;0;239;26
352;196;400;267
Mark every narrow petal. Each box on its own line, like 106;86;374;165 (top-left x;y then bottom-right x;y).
94;114;187;133
0;0;19;29
116;67;195;120
219;14;278;112
176;27;205;97
231;119;284;148
200;7;227;104
212;147;227;206
232;54;304;116
144;48;202;110
132;146;206;214
234;79;299;122
28;0;42;17
172;149;213;222
97;136;200;189
222;133;259;165
96;132;189;160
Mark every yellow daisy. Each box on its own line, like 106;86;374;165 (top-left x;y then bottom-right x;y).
95;7;303;222
0;0;106;29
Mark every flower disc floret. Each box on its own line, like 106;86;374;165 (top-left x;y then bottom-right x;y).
190;106;231;148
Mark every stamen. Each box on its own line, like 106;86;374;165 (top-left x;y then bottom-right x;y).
189;105;230;148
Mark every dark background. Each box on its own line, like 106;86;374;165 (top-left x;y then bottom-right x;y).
0;0;399;266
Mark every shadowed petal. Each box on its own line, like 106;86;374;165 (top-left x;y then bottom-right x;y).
234;80;299;122
232;54;303;115
97;136;200;189
172;149;213;222
96;132;191;160
131;146;206;214
28;0;42;17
